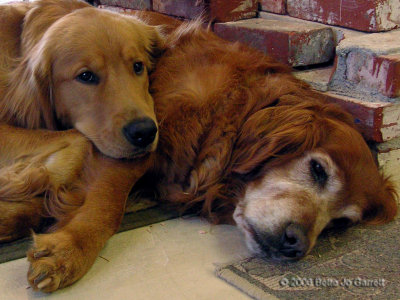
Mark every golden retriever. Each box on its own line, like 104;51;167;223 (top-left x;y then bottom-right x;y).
132;14;398;259
0;0;164;158
0;0;163;292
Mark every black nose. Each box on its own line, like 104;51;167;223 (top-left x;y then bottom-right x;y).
123;118;157;148
279;223;309;259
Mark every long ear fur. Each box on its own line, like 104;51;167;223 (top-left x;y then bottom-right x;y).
0;42;56;129
362;176;398;224
143;24;166;72
231;102;324;178
0;0;90;129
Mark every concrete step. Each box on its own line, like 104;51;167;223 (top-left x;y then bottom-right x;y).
213;16;335;67
294;66;333;92
376;137;400;184
287;0;400;32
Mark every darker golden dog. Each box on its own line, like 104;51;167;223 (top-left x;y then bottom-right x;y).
133;16;398;261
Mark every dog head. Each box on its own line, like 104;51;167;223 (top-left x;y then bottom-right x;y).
6;3;164;158
232;94;398;261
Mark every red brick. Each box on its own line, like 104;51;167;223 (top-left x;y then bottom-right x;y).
287;0;400;32
98;0;151;10
209;0;258;22
346;54;400;98
152;0;205;19
260;0;286;15
324;92;400;142
214;17;334;67
152;0;258;21
330;30;400;100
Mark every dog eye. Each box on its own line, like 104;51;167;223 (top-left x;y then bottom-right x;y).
76;71;100;85
133;62;144;75
310;159;328;187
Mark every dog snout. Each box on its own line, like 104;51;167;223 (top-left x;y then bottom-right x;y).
278;223;309;259
123;118;157;148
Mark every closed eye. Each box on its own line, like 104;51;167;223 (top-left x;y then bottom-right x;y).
324;217;353;231
330;217;352;229
321;217;352;236
310;159;328;187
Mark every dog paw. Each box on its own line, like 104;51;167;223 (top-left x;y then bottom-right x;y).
27;231;84;293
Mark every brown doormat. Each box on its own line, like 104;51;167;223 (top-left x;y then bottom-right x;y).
0;197;179;264
216;218;400;300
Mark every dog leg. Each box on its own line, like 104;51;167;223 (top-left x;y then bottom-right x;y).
0;197;45;243
0;126;92;241
27;154;153;292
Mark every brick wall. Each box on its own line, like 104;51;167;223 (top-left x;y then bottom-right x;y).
99;0;259;21
97;0;400;181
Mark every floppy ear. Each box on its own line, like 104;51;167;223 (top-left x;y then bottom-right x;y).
29;42;57;129
362;176;398;224
231;106;322;179
144;25;166;71
0;42;56;129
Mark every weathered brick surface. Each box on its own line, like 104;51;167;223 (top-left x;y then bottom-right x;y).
98;0;151;10
260;12;365;46
260;0;286;15
287;0;400;32
214;16;334;67
152;0;257;21
152;0;205;19
209;0;258;22
345;53;400;98
296;66;400;142
329;30;400;100
324;92;400;142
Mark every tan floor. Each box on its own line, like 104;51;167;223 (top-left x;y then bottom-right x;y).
0;218;252;300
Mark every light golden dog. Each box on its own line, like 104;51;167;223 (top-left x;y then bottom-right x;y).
0;0;163;158
0;0;163;292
